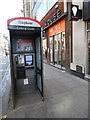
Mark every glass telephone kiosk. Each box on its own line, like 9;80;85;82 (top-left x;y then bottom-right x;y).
7;17;44;108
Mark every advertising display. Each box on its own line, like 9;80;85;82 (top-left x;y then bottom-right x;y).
12;38;34;53
25;55;33;66
17;39;33;52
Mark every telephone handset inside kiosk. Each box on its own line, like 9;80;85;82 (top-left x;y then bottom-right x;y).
15;55;24;66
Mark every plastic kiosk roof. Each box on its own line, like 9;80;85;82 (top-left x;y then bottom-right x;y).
7;17;42;30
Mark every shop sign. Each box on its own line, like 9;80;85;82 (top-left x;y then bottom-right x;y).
48;19;65;36
44;9;62;28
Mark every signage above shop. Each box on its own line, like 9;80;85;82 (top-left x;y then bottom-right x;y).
48;19;65;36
44;9;63;28
41;2;65;30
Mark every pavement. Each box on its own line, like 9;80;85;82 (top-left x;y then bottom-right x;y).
7;63;88;118
0;55;11;118
0;65;11;117
0;55;10;82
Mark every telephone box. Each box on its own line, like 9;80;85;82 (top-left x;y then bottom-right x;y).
7;17;44;108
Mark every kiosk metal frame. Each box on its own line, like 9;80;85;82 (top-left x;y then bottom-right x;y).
7;17;44;108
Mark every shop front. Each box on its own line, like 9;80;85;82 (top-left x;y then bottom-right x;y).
83;1;90;79
86;22;90;78
41;2;71;71
69;1;90;80
48;19;66;68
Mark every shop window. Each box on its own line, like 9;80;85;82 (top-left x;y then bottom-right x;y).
61;32;66;67
87;31;90;74
49;37;53;63
87;22;90;30
57;33;62;65
49;32;66;67
54;35;58;64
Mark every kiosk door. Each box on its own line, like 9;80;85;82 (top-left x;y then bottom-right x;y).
35;36;43;97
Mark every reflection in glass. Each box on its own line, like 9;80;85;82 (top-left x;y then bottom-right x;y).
57;33;62;65
54;35;58;64
61;32;66;67
49;37;53;63
36;37;41;69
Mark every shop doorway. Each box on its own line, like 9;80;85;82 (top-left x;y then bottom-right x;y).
49;32;66;68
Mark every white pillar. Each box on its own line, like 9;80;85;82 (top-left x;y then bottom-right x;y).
64;0;67;13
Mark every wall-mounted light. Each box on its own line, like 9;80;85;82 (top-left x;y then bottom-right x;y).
72;6;78;16
68;4;80;21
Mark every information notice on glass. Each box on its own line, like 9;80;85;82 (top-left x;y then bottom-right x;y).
24;78;29;85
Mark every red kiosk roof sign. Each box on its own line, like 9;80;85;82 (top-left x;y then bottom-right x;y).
7;17;42;30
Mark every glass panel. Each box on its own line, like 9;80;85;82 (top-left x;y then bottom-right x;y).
57;33;62;65
54;35;58;64
87;22;90;30
43;38;47;60
88;32;90;44
37;74;42;91
36;0;58;20
49;37;53;63
36;37;41;69
35;37;43;94
61;32;66;67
